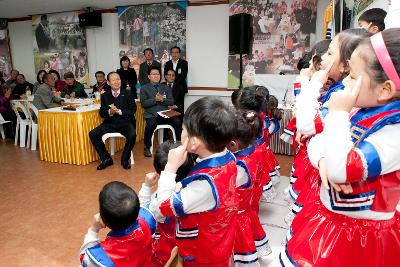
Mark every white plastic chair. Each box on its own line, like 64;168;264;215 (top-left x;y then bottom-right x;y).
0;113;12;140
10;100;32;148
27;102;39;150
101;133;134;165
150;125;177;155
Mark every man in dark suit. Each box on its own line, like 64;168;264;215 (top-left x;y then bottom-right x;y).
164;69;186;117
89;72;137;170
138;48;161;86
163;46;188;85
35;15;51;51
140;66;182;157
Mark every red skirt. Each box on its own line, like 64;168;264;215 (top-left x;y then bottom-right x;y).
234;211;258;264
282;200;400;267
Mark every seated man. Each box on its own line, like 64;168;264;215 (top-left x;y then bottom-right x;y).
92;71;111;93
140;66;182;157
12;74;34;99
33;73;63;110
89;72;136;170
60;72;88;98
163;69;187;117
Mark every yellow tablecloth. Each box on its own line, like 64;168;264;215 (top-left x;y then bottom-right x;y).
38;102;145;165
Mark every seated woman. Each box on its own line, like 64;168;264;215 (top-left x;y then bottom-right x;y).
60;72;87;98
48;69;66;93
33;70;47;94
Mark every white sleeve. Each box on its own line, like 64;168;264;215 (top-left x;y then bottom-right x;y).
180;179;216;214
155;171;177;221
307;132;326;169
79;229;99;267
295;80;323;135
138;183;152;206
236;165;249;188
324;111;400;183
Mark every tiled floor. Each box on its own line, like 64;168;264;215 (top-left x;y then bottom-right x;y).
0;139;293;266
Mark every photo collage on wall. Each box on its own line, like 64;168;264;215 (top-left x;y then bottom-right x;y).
32;12;89;86
118;1;187;85
0;19;12;81
228;0;317;88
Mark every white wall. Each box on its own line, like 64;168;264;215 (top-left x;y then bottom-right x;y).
186;4;229;87
8;20;36;82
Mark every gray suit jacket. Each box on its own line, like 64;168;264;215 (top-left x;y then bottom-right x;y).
138;60;161;86
140;83;174;119
33;84;61;110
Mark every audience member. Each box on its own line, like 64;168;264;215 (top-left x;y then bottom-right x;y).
33;70;47;94
140;66;182;157
0;84;15;138
117;56;138;99
139;48;161;86
358;8;387;33
5;69;18;91
48;69;66;92
33;73;63;110
79;181;156;267
163;69;186;117
163;46;188;85
89;72;137;170
92;71;111;93
61;72;87;98
12;74;33;100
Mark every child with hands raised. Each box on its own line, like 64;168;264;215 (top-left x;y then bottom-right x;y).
280;28;400;267
156;97;239;267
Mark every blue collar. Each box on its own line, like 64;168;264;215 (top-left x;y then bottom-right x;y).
319;81;344;105
108;221;139;238
351;100;400;124
256;136;264;146
234;145;255;158
189;151;235;174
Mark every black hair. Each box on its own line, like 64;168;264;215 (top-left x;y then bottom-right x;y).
234;110;262;149
184;97;237;153
36;70;47;83
143;48;154;54
42;73;50;82
311;40;331;55
48;69;60;80
358;28;400;87
120;56;130;67
336;28;372;78
238;86;269;113
153;141;196;182
99;181;140;231
297;52;312;71
147;66;161;76
170;46;181;53
231;88;242;109
107;71;119;81
268;95;283;120
164;69;175;77
359;8;387;32
95;71;105;77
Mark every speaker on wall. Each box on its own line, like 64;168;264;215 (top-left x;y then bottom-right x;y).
229;13;253;55
79;12;102;28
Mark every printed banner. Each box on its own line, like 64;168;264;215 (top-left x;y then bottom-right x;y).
228;0;317;88
0;19;12;81
118;2;187;80
32;12;89;86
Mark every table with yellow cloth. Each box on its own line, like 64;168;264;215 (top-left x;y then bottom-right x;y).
38;101;145;165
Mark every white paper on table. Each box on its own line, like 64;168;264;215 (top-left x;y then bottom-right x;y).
157;109;171;119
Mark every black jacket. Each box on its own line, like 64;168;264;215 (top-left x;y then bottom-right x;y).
99;88;137;125
163;59;188;85
116;68;138;99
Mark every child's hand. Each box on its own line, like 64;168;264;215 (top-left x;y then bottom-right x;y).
165;138;189;174
311;60;334;85
319;158;353;193
300;67;312;78
329;76;362;112
145;172;159;187
91;213;105;233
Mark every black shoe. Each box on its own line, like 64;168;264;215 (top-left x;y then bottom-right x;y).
121;161;131;169
144;147;152;157
97;158;113;170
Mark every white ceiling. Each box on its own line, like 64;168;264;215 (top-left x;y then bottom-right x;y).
0;0;203;19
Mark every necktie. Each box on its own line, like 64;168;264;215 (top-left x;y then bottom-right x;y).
113;91;119;98
168;83;172;88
